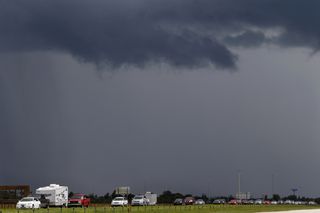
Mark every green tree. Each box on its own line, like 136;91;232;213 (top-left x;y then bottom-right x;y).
69;192;74;198
272;194;281;201
158;191;181;204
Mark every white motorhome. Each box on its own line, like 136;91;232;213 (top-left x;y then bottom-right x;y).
145;192;157;205
36;184;68;207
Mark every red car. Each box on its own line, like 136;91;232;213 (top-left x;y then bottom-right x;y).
228;199;238;205
68;194;90;207
263;200;271;205
183;197;195;205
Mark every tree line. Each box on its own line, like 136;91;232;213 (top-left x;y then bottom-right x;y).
69;190;320;204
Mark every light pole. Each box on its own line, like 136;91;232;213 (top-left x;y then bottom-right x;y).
238;171;241;195
271;174;274;195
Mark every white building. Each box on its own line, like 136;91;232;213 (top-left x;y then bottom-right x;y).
235;192;251;200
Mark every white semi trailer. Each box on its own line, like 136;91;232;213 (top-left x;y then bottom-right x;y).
36;184;68;207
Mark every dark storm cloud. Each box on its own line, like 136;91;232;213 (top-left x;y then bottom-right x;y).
223;30;267;47
0;0;237;69
0;0;320;69
213;0;320;50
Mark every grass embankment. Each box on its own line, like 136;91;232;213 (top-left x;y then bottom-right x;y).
1;205;319;213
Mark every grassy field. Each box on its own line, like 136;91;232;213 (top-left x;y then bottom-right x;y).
1;205;320;213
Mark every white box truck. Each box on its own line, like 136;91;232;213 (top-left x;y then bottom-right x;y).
36;184;68;207
145;192;157;205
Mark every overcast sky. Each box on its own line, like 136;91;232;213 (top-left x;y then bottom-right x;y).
1;0;320;198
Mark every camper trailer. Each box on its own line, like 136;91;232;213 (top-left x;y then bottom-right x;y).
36;184;68;207
145;192;157;205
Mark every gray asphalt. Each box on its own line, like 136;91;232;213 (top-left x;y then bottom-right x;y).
261;210;320;213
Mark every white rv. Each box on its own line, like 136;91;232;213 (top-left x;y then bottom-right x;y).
145;192;157;205
36;184;68;207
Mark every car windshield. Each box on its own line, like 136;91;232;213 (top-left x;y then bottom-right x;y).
21;198;33;202
134;196;143;199
114;197;124;201
71;195;83;199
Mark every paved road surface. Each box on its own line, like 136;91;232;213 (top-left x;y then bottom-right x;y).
261;210;320;213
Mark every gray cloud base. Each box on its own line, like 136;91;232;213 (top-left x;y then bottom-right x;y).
1;0;320;69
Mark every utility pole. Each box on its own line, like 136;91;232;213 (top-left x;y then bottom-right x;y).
272;174;274;195
238;171;241;194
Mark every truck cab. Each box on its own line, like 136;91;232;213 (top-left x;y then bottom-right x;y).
38;195;50;208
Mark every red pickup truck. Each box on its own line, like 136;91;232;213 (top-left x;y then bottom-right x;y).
68;194;90;207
